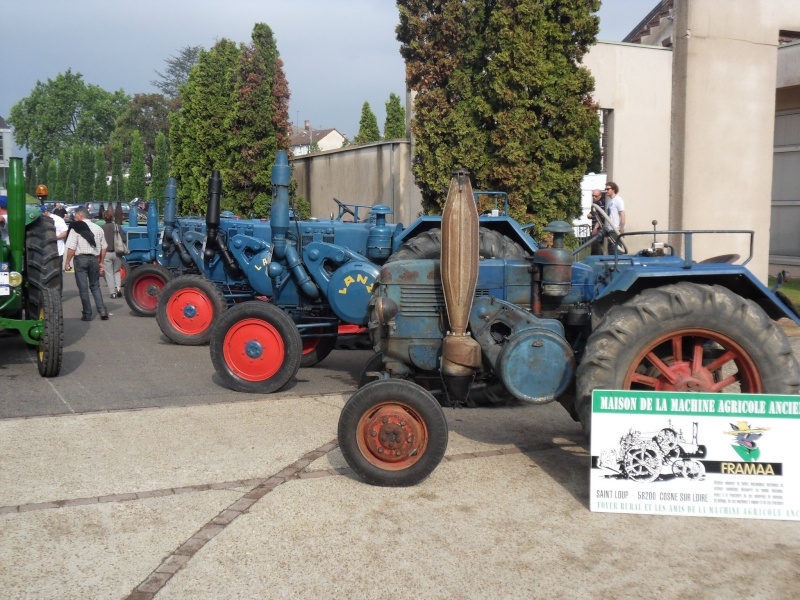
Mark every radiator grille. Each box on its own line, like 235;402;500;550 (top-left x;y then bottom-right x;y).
399;286;490;315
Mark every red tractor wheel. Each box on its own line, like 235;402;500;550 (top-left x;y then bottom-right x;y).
156;275;227;345
576;283;800;439
123;264;174;317
210;301;302;393
338;379;448;486
299;325;337;367
119;258;130;286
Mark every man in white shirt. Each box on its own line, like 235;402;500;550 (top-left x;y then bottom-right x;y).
603;181;626;253
64;207;109;321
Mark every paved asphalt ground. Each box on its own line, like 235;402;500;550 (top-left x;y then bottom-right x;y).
1;274;800;599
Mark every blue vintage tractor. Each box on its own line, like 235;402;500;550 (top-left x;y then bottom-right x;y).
205;151;539;391
335;168;800;487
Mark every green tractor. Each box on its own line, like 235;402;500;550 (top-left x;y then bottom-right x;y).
0;157;63;376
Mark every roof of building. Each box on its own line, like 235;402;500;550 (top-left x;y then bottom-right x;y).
289;124;343;147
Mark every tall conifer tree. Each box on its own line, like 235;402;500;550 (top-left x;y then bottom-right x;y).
354;102;381;145
170;39;240;213
397;0;600;230
226;23;290;217
128;131;147;204
151;132;170;214
383;93;406;139
93;147;108;202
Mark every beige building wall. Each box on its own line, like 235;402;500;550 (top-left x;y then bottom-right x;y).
583;42;673;254
292;141;423;227
671;0;800;281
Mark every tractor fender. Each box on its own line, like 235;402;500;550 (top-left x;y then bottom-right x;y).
593;265;800;326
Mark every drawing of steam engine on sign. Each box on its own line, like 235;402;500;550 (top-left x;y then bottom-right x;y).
597;421;707;483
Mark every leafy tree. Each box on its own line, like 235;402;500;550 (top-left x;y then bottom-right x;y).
151;132;170;213
55;147;71;202
94;147;109;202
152;45;202;100
383;92;406;139
170;39;241;213
8;69;129;164
353;102;380;145
111;93;174;169
24;156;36;196
127;131;147;203
46;159;58;199
111;141;124;203
586;110;602;174
397;0;600;231
225;23;291;217
78;145;95;201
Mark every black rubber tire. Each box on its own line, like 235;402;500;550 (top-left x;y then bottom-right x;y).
210;301;302;393
124;264;174;317
575;283;800;440
35;287;63;377
25;216;62;312
156;275;227;345
299;329;338;367
338;379;448;486
387;227;530;262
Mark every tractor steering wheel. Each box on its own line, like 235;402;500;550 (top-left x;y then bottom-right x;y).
591;204;628;254
333;197;356;220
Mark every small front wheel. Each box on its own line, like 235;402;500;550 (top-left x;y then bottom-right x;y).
338;380;448;486
157;275;227;345
210;301;302;393
124;264;174;317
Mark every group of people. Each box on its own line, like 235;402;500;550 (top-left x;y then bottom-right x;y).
588;181;626;255
35;187;126;322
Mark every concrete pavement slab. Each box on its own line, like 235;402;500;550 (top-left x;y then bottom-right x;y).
1;322;799;599
157;449;800;600
0;395;347;507
1;489;242;599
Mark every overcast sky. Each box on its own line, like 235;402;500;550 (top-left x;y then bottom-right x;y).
2;0;648;147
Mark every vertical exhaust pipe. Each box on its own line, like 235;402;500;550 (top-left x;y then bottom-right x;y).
440;169;481;403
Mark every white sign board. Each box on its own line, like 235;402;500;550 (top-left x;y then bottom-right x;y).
590;390;800;520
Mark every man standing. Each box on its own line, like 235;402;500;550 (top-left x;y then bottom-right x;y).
53;202;67;219
64;206;109;321
588;189;606;255
603;181;626;253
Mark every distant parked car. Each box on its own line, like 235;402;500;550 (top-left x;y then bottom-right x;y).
64;201;134;223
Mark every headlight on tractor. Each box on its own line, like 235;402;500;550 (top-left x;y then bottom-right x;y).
8;272;23;287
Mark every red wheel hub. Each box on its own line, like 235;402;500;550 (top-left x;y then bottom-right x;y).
356;403;429;471
132;275;165;311
167;288;215;335
625;328;763;393
222;318;284;382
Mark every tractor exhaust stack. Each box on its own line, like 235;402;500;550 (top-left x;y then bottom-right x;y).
440;169;482;403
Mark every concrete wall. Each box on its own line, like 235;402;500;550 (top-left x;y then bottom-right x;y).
583;42;673;254
291;140;423;227
671;0;800;281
